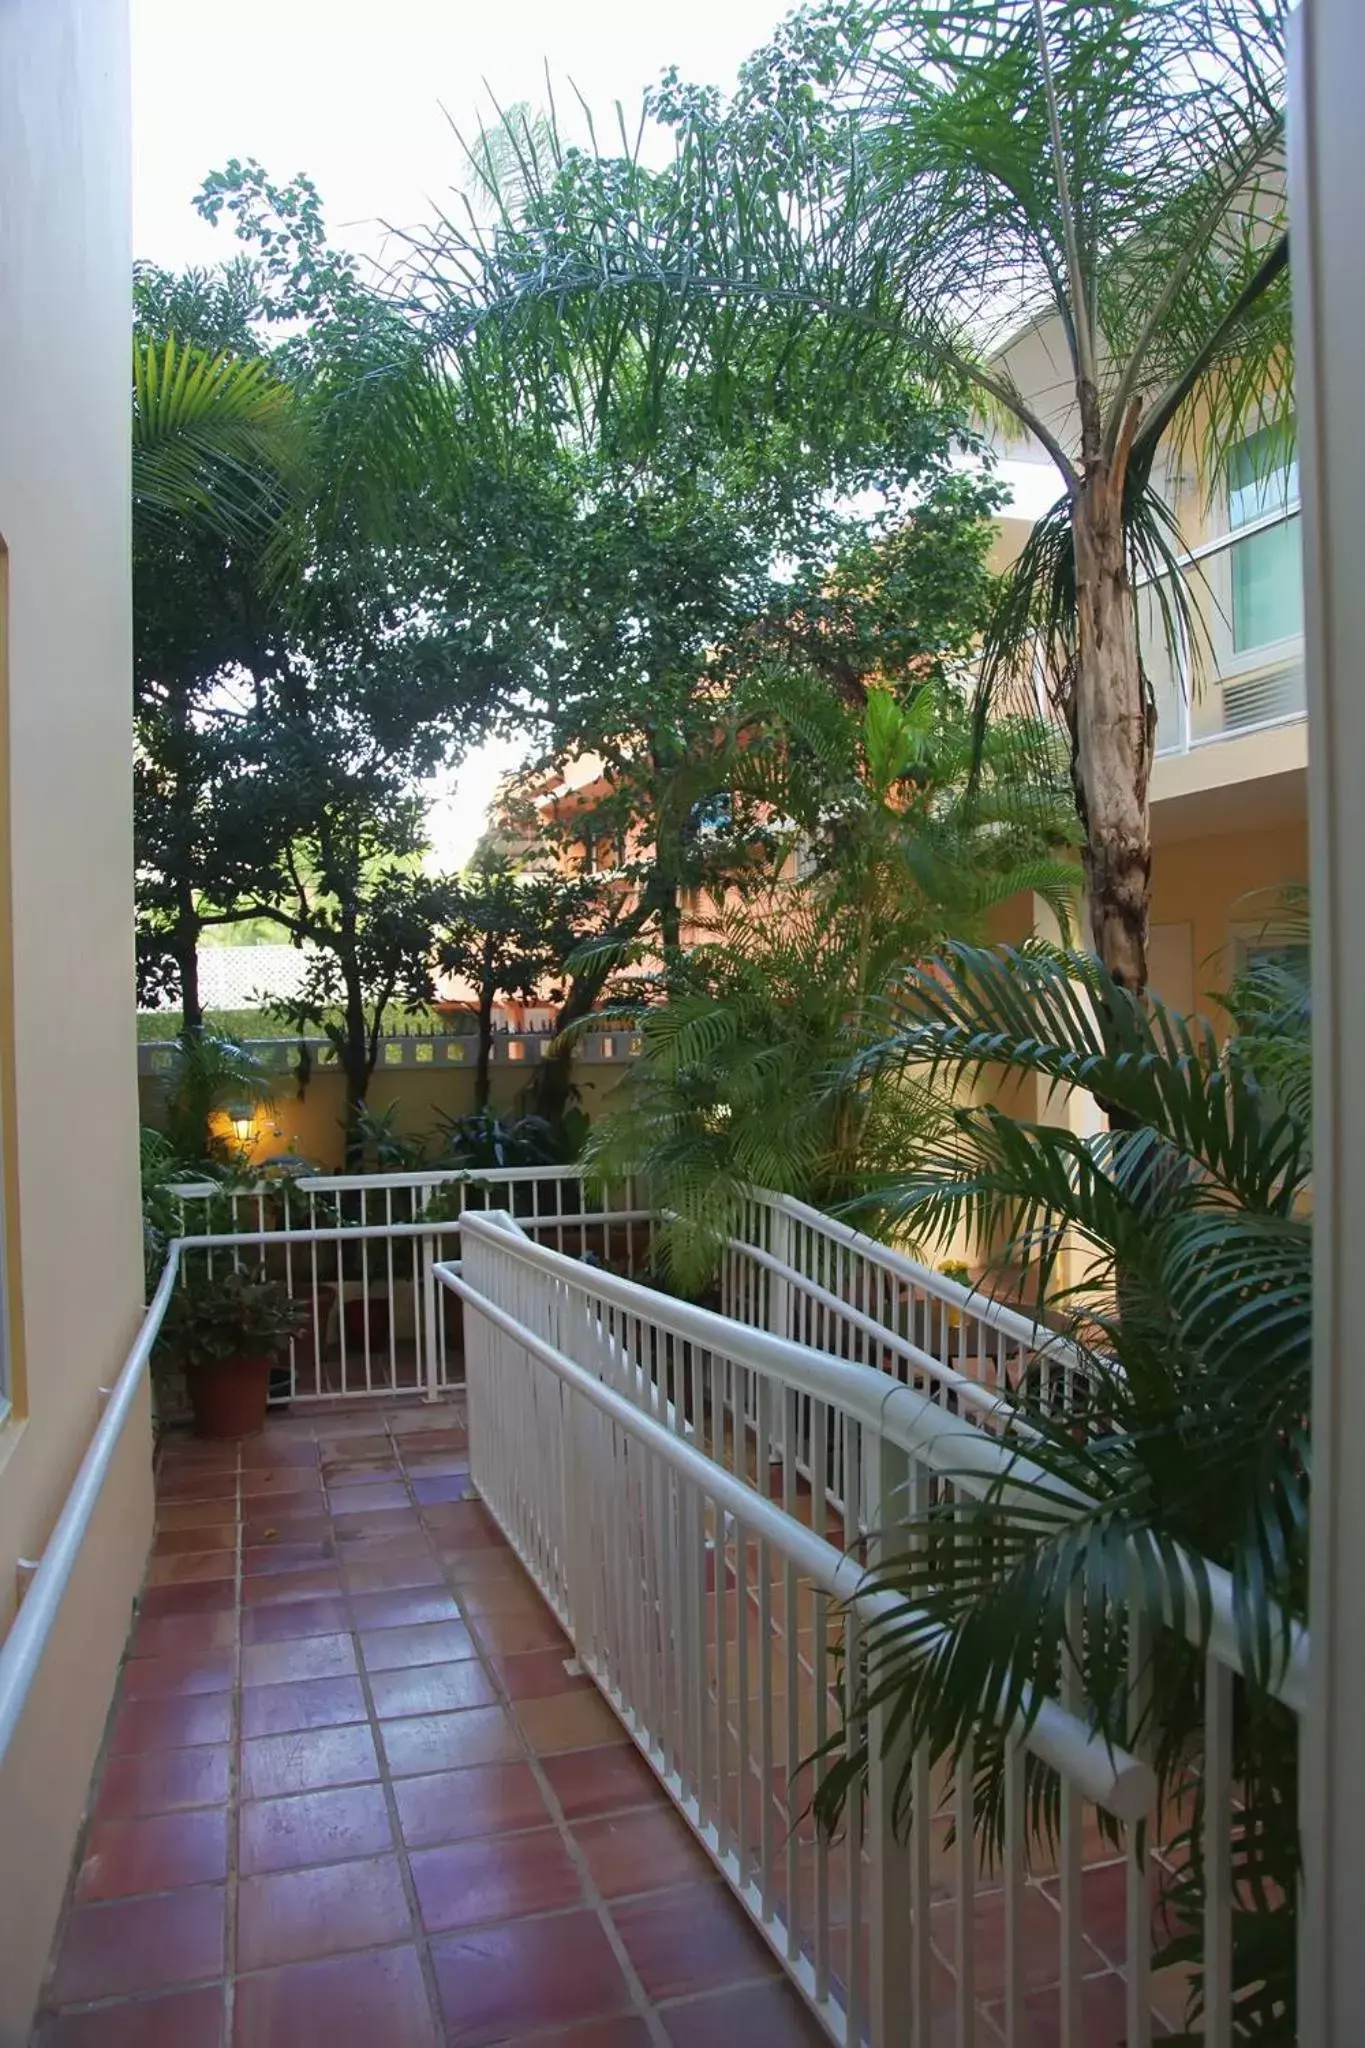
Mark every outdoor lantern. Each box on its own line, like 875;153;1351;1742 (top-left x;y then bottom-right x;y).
228;1105;255;1146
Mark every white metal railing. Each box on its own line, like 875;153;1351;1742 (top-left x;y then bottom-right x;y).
446;1207;1304;2048
168;1165;650;1403
164;1163;1078;1419
0;1252;182;1762
0;1172;1305;2048
721;1187;1081;1423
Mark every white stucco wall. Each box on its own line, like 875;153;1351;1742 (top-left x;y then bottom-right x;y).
0;4;149;2037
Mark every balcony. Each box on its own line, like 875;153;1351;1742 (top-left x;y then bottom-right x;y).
36;1398;833;2045
13;1172;1300;2046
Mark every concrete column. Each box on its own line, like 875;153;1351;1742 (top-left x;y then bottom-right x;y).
1291;1;1365;2035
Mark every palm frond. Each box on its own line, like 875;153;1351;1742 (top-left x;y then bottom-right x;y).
133;333;303;541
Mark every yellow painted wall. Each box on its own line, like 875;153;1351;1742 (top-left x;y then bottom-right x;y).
0;6;148;2038
139;1057;635;1171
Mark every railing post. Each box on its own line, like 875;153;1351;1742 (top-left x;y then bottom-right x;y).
767;1202;792;1345
763;1205;793;1469
421;1233;440;1403
866;1428;915;2046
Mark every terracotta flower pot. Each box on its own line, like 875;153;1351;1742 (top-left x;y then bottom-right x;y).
187;1354;273;1439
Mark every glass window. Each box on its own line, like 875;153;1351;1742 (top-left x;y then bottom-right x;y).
1227;422;1299;528
1231;514;1303;651
1227;423;1302;655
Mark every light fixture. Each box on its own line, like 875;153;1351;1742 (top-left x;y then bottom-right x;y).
228;1105;255;1146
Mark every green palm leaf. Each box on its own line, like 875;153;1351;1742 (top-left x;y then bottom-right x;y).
133;332;302;541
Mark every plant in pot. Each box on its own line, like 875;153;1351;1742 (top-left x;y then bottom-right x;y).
158;1265;305;1440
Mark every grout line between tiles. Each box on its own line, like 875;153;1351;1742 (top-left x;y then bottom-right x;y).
220;1438;245;2048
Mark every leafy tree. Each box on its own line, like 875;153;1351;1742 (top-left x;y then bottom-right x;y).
133;169;519;1039
436;854;592;1110
420;0;1290;994
586;686;1078;1282
484;398;1006;1121
244;697;450;1162
824;939;1309;2034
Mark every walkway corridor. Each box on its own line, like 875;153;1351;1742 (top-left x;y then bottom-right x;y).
32;1402;826;2046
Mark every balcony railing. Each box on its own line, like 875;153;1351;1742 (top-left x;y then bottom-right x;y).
168;1165;650;1403
1139;504;1305;754
446;1205;1305;2048
4;1166;1307;2048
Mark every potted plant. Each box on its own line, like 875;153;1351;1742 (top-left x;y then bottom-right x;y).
158;1265;305;1439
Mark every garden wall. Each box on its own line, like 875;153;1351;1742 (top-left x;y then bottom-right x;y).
138;1048;634;1172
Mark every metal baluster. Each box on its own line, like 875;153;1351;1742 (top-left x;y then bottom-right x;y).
1059;1586;1086;2048
955;1739;976;2047
1203;1653;1234;2048
1003;1738;1027;2044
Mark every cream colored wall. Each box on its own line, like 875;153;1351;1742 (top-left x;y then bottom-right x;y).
1149;818;1308;1022
0;5;148;2041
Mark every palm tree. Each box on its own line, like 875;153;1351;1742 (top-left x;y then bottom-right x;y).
160;1028;276;1168
820;938;1309;2034
414;0;1290;995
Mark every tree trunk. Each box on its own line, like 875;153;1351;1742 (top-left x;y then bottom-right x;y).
341;982;370;1170
532;968;603;1127
532;875;671;1126
475;976;495;1112
174;888;203;1038
1071;471;1155;994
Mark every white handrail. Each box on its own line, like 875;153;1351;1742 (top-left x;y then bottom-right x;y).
0;1248;182;1765
457;1209;1308;1713
438;1254;1154;1822
752;1187;1080;1363
168;1162;590;1199
732;1237;1023;1428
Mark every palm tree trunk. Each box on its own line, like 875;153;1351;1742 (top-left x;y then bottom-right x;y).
1071;473;1155;994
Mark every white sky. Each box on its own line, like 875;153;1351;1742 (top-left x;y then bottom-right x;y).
132;0;1060;870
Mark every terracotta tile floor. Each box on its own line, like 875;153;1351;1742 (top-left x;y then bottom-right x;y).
33;1401;829;2048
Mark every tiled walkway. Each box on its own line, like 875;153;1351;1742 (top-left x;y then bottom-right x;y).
34;1401;827;2047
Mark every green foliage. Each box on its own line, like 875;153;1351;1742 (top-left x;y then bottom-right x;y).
132;332;303;544
157;1266;304;1372
139;1129;187;1292
134;164;517;1038
821;941;1309;2036
417;0;1289;520
346;1102;432;1174
435;1109;574;1172
159;1031;275;1171
437;856;595;1109
585;687;1078;1286
1223;887;1311;1144
411;0;1289;984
